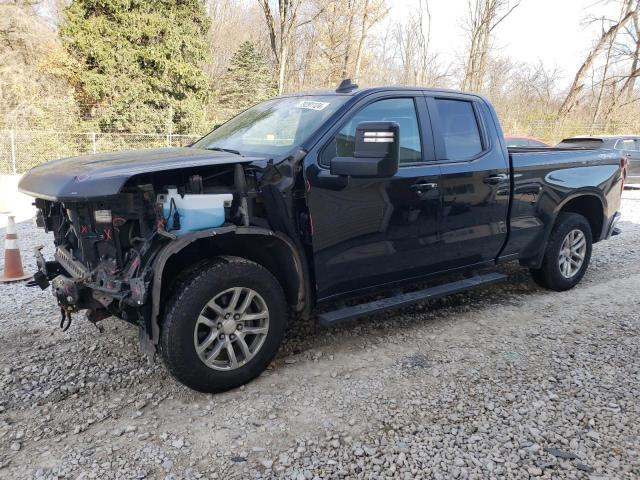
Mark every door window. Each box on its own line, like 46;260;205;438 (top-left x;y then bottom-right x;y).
616;139;636;151
434;99;483;160
325;98;422;165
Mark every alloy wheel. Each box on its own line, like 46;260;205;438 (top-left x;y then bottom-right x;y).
558;229;587;279
193;287;270;371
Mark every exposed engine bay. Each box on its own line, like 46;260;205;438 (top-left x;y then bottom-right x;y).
29;156;307;335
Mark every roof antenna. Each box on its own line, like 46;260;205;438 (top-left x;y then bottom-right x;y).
336;79;358;93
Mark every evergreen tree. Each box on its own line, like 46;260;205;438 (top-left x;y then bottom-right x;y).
61;0;211;134
217;41;276;120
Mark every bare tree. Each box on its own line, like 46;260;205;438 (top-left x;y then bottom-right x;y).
486;57;561;131
341;0;357;79
415;0;433;85
595;0;640;126
558;0;637;117
400;0;444;85
461;0;520;92
621;1;640;101
592;14;619;126
307;0;350;86
295;0;387;86
353;0;387;82
257;0;304;94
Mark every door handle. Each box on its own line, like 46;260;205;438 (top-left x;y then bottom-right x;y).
410;182;438;193
483;173;508;185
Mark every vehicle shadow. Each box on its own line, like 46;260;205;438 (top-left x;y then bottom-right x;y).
278;263;539;358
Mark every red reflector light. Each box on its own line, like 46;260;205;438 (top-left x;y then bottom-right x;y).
621;156;629;170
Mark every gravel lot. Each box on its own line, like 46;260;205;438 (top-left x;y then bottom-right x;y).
0;191;639;480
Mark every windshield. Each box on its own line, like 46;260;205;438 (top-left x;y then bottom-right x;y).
192;96;349;157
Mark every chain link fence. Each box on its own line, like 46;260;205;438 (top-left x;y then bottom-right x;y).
2;119;640;175
0;130;200;175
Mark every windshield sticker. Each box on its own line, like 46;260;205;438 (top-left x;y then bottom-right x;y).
296;100;330;111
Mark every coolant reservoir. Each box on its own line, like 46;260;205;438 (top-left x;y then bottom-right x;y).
157;188;233;235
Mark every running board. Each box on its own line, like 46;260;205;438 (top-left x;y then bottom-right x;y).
318;272;507;327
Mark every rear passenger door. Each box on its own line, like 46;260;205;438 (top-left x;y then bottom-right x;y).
427;95;510;270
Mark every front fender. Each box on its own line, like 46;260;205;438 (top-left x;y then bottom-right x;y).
148;225;309;344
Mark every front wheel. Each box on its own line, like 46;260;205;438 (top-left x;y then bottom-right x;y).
159;257;287;393
530;212;592;291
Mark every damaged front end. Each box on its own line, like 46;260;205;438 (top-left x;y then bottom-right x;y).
31;186;172;331
22;145;308;348
21;148;266;338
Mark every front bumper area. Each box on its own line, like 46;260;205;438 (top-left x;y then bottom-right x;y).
30;245;147;324
31;248;107;313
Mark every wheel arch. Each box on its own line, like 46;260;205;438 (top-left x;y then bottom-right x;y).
554;192;606;242
523;191;606;269
149;226;311;344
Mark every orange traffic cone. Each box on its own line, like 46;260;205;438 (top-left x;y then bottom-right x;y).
0;215;31;282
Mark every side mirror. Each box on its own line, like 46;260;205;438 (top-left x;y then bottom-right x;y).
330;121;400;178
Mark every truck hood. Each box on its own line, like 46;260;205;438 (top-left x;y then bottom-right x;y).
18;147;262;202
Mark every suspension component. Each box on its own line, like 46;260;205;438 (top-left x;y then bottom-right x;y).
60;308;72;332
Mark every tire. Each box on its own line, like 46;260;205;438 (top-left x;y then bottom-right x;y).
530;212;592;291
159;256;287;393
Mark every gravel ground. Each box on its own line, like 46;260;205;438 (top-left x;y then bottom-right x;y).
0;191;639;480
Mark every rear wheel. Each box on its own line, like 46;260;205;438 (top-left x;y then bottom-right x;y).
530;212;592;291
159;257;287;393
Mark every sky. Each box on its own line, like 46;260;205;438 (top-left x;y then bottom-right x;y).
388;0;622;88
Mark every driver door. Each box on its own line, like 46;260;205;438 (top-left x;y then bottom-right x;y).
305;94;442;301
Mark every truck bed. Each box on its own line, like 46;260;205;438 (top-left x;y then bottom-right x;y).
509;146;622;176
501;146;623;262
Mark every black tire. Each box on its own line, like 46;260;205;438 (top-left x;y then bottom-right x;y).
530;212;592;291
159;256;287;393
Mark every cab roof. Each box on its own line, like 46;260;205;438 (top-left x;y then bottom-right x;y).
281;82;478;99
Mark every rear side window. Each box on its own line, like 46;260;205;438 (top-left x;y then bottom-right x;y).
434;99;483;160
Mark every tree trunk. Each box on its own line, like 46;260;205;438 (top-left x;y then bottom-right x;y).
277;41;289;95
341;0;356;79
353;0;371;82
257;0;279;65
591;30;615;127
257;0;302;95
625;8;640;101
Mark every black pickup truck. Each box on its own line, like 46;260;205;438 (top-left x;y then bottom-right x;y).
19;82;626;392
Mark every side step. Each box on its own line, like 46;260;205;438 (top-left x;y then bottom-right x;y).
318;272;507;327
